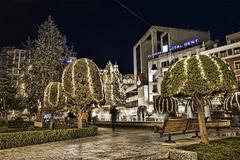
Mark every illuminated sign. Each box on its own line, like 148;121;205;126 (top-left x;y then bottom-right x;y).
148;38;200;59
162;45;168;52
171;39;199;51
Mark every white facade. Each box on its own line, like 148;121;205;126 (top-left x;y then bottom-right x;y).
132;26;210;112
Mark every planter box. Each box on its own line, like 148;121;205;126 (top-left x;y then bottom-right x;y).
34;121;43;128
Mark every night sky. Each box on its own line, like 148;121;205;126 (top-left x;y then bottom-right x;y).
0;0;240;74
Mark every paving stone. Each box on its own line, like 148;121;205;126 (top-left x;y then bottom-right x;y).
0;127;239;160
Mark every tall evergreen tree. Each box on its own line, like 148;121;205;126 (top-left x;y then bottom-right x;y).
0;47;18;124
23;16;70;119
102;61;125;106
21;37;36;118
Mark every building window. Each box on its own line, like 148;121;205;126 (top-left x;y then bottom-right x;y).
161;60;169;68
235;61;240;70
153;85;158;93
152;64;157;70
220;51;227;58
136;45;141;74
234;47;240;54
228;49;233;56
157;31;162;52
162;34;169;52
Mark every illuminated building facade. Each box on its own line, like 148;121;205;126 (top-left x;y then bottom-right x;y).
132;26;210;112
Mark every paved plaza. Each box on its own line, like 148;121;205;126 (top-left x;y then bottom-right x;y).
0;127;239;160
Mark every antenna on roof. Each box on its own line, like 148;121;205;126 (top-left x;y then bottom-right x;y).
114;0;151;27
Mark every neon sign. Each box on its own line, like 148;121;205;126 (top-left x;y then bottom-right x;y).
148;38;200;59
171;39;199;51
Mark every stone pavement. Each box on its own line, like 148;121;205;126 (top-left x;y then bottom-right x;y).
0;127;239;160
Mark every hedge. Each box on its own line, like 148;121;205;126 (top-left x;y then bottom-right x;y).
0;126;97;149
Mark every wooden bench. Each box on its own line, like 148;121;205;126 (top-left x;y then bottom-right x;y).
185;118;200;138
156;118;188;143
206;120;231;130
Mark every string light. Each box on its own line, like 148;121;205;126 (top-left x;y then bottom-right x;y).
44;82;61;108
85;59;94;100
71;61;77;97
207;55;223;83
62;64;70;94
196;55;207;80
177;57;189;93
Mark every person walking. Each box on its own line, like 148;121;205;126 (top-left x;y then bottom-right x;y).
110;105;117;132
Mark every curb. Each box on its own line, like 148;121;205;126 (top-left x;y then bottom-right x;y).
169;149;197;160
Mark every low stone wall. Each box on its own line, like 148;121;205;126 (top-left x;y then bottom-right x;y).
95;120;164;130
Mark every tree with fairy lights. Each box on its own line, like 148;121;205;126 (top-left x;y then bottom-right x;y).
161;55;237;144
43;82;64;129
22;16;70;120
102;61;125;106
62;58;104;128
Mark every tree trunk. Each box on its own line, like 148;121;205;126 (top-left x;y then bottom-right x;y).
49;111;54;130
78;109;83;128
3;98;8;125
194;96;209;144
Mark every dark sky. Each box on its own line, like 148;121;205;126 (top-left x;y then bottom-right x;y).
0;0;240;74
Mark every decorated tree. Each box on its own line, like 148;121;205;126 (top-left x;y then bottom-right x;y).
102;61;125;106
62;58;104;128
0;47;21;124
0;76;17;125
161;55;237;144
22;16;70;119
21;37;37;119
43;82;64;129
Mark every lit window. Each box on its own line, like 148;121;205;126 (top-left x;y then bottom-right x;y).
235;61;240;70
162;45;168;52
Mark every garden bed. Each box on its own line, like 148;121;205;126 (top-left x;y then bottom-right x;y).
0;126;97;149
178;137;240;160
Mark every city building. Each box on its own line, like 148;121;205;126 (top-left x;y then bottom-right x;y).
200;32;240;89
132;26;211;112
0;47;27;96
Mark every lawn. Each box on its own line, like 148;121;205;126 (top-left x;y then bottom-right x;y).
179;138;240;160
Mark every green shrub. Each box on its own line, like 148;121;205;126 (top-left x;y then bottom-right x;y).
8;120;34;128
0;126;97;149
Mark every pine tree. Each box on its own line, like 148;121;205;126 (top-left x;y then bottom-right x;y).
23;16;70;120
0;47;18;124
21;37;36;118
102;61;125;106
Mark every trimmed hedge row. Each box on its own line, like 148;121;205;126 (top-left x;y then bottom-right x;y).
0;126;97;149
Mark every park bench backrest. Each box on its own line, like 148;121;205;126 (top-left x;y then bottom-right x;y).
163;118;188;134
186;118;199;131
